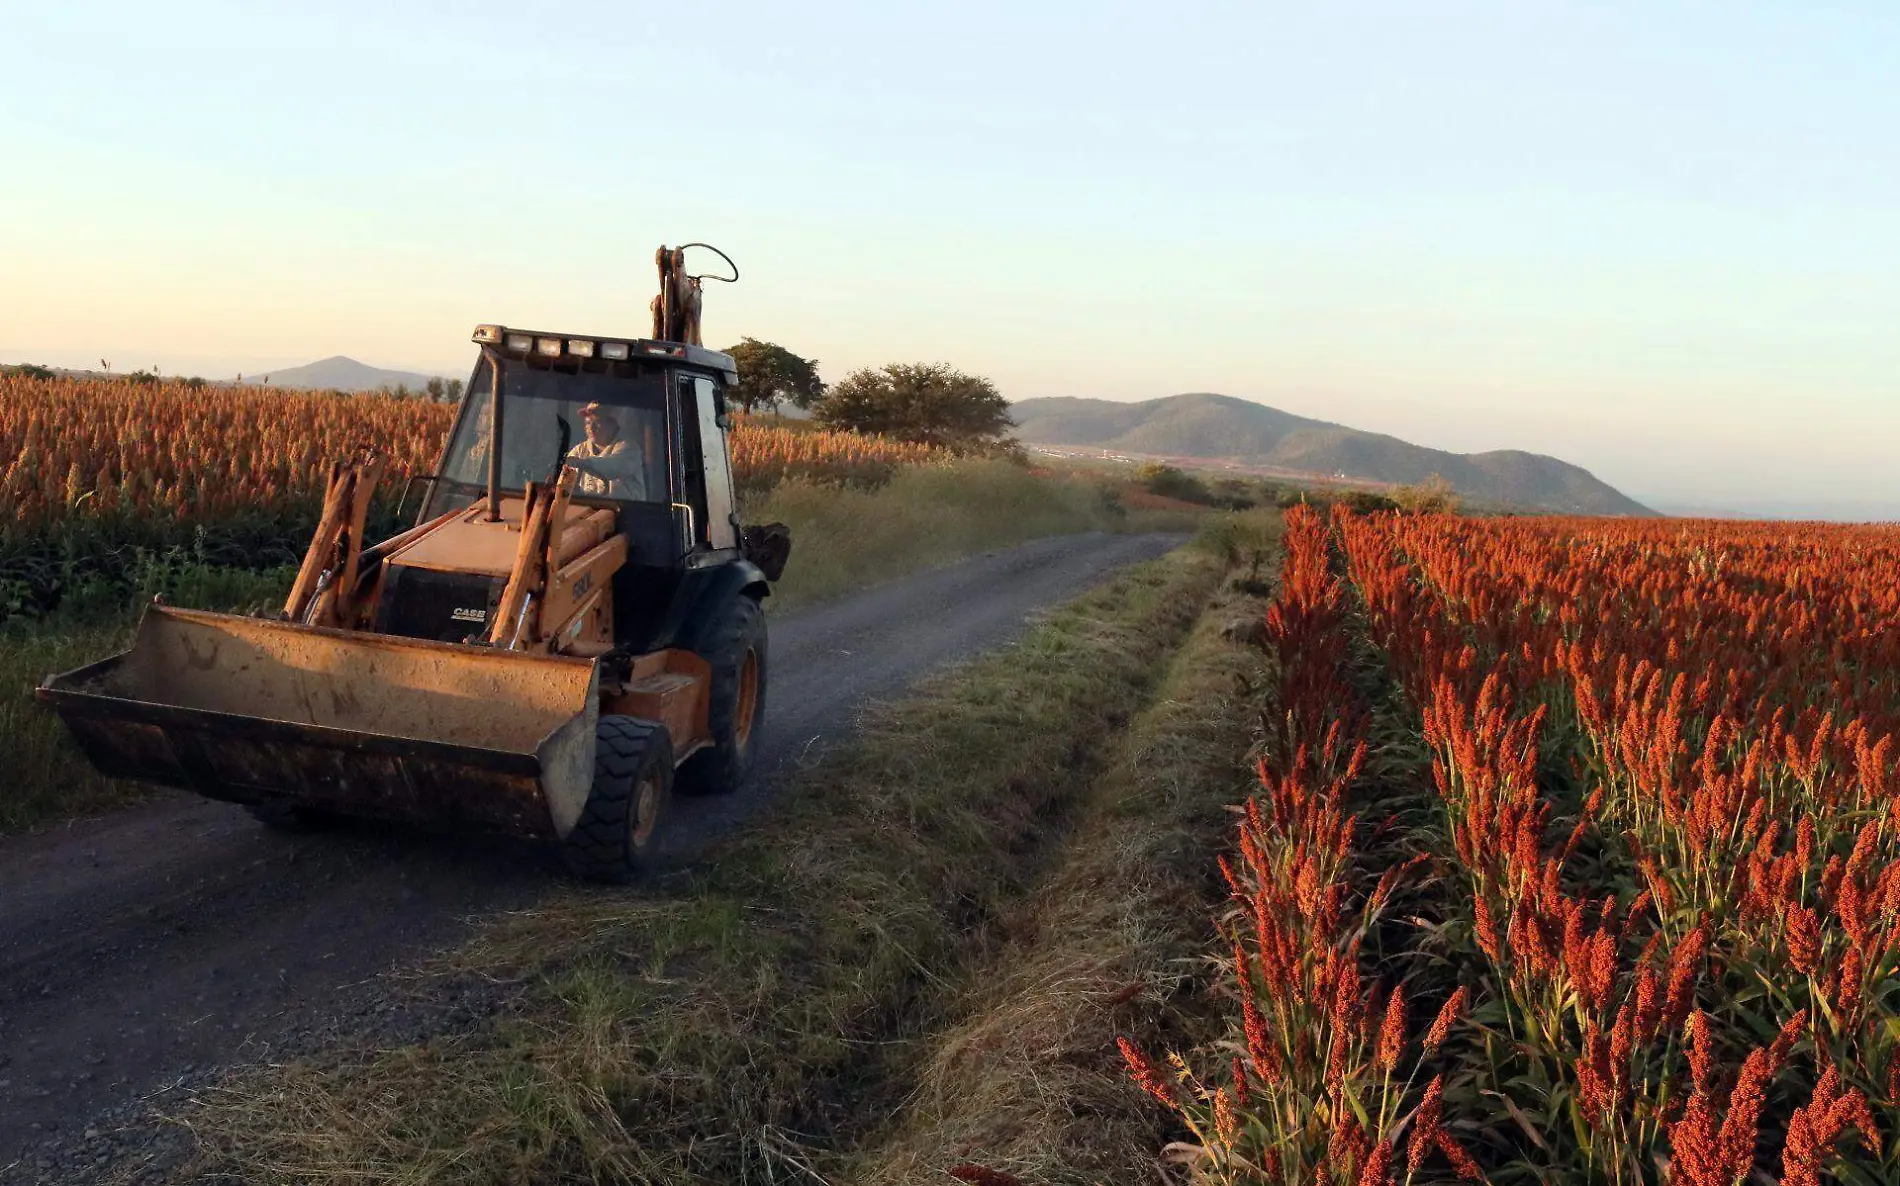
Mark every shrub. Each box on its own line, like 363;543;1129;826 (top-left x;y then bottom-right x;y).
1337;489;1401;513
814;363;1014;452
1391;472;1461;514
1134;462;1214;505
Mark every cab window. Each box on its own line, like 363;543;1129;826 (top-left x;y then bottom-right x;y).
436;358;669;506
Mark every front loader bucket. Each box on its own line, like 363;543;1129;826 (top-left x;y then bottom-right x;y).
38;606;601;840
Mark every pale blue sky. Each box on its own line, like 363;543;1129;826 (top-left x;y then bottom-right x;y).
3;2;1897;516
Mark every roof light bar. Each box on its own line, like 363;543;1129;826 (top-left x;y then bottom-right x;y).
475;327;699;363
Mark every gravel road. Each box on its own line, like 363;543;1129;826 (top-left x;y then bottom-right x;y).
0;531;1184;1171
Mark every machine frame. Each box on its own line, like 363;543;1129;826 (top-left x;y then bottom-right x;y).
39;248;783;881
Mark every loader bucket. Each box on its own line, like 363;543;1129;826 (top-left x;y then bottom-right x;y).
37;606;601;840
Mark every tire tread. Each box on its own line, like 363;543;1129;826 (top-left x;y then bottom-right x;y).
678;596;767;797
562;715;673;883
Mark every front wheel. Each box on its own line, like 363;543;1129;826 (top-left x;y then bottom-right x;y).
562;715;674;883
678;596;766;796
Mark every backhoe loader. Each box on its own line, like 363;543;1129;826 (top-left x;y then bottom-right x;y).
39;245;790;880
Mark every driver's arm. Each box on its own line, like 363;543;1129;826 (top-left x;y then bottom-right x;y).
569;441;648;499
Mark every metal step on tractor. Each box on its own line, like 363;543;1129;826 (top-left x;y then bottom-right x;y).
39;245;793;881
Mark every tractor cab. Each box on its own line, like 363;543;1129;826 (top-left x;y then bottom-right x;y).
374;326;762;653
424;327;741;560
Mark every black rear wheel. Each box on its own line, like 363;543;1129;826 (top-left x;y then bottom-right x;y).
562;715;673;883
679;595;766;796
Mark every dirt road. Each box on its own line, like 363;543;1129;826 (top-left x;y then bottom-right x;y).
0;531;1183;1165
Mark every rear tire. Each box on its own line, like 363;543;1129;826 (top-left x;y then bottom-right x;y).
679;595;766;796
562;715;674;883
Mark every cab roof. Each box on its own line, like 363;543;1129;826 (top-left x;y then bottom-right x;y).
472;324;737;383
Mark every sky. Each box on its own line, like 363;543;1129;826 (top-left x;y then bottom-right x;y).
3;2;1897;518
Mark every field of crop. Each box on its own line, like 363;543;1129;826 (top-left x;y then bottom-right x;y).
728;415;941;493
0;374;1196;834
1129;507;1900;1184
0;374;947;616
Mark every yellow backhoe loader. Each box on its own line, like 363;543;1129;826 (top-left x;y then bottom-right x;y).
39;245;790;880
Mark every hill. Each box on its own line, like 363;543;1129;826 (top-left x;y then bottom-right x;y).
1011;393;1654;516
252;356;449;392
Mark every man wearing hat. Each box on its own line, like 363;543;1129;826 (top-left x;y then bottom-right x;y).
566;401;650;499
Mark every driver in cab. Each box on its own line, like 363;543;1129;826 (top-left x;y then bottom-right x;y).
566;402;648;499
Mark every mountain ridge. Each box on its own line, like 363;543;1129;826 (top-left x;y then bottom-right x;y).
1010;393;1655;516
252;356;452;392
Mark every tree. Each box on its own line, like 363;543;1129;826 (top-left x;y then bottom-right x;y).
814;362;1014;451
1391;473;1461;515
420;377;464;403
1134;462;1214;505
723;338;824;414
1338;489;1402;513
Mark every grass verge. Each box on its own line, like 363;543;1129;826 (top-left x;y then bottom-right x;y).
0;563;292;834
750;458;1206;610
0;623;141;833
843;521;1283;1184
152;532;1236;1185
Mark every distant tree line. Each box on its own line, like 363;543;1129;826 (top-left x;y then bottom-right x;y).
375;377;463;403
2;362;468;403
17;337;1025;453
1131;462;1462;515
718;337;1015;455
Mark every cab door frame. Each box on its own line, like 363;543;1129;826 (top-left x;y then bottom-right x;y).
672;367;739;560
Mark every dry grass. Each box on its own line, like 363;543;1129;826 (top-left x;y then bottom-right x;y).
748;457;1199;611
156;536;1235;1185
0;621;136;832
843;513;1283;1185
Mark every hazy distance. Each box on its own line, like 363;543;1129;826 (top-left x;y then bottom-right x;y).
3;2;1896;520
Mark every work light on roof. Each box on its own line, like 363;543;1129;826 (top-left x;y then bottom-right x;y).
535;338;562;357
599;341;630;361
567;339;595;358
504;333;533;353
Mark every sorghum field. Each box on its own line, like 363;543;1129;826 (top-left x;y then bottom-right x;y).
0;373;1144;834
0;374;943;617
1129;506;1900;1185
